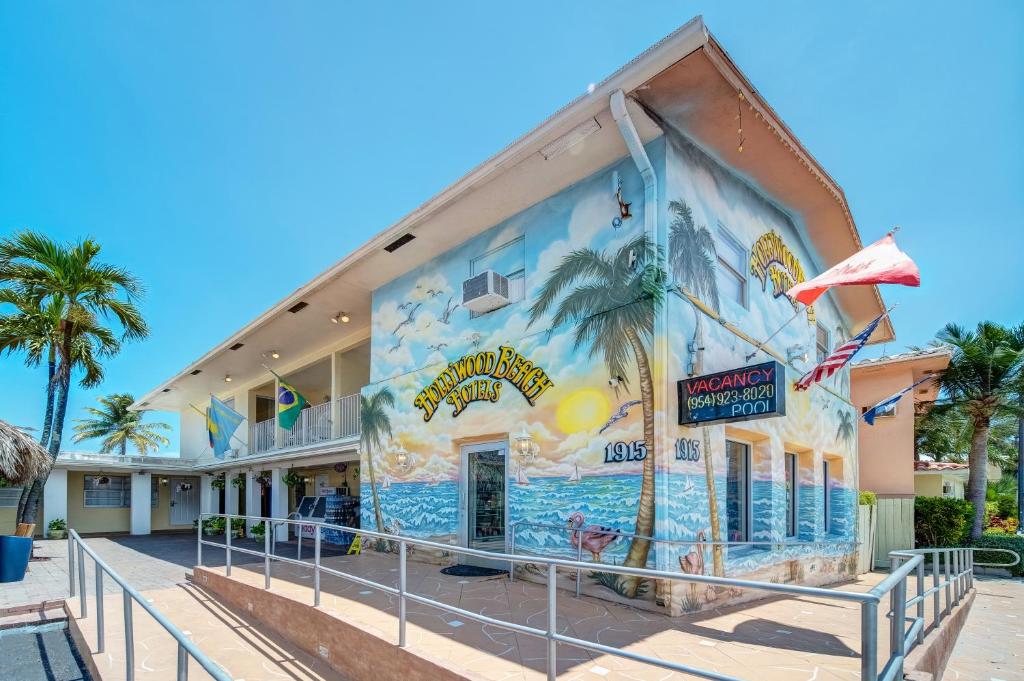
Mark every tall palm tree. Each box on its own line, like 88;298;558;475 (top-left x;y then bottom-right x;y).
72;393;170;456
529;234;663;598
916;403;1019;470
935;322;1024;538
0;290;116;450
360;387;395;545
0;231;148;526
666;199;725;576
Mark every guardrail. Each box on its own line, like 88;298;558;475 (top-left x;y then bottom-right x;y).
510;519;859;597
68;529;230;681
197;514;1014;681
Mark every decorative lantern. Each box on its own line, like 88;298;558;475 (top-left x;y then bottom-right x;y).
395;444;411;471
513;427;539;462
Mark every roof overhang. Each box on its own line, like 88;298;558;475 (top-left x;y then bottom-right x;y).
136;16;892;412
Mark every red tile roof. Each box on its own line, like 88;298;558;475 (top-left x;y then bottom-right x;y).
914;461;968;471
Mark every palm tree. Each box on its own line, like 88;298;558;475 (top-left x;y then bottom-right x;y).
666;199;725;576
835;409;855;447
360;387;395;546
0;231;148;527
916;401;1020;471
934;322;1024;538
72;393;170;456
529;234;663;597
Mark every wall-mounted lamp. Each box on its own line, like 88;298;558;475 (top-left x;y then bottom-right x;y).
395;444;411;470
331;312;351;324
160;478;168;484
513;427;539;462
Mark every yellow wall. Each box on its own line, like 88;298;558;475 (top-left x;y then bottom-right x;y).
914;474;944;498
152;475;201;531
67;471;130;534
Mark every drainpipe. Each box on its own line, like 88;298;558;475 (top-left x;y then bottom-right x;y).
610;90;671;600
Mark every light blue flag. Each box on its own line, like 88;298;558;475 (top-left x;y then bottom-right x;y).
207;396;244;459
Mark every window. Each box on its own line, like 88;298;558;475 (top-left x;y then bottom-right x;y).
715;228;747;307
0;486;23;508
84;475;130;508
822;460;832;534
470;236;525;314
784;452;798;538
151;477;160;509
725;440;751;542
942;482;953;497
816;324;831;363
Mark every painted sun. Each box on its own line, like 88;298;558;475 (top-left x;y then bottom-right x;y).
555;388;611;434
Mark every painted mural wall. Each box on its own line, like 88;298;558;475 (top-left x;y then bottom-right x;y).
658;128;858;612
360;122;860;612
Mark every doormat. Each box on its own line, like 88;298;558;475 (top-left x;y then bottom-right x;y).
440;565;508;578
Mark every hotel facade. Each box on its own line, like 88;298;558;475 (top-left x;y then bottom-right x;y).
17;19;895;614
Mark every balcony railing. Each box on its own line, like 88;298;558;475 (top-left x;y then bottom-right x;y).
245;393;361;457
336;393;360;439
250;418;276;455
286;401;333;448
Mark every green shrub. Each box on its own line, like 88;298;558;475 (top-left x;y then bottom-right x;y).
915;496;972;547
968;534;1024;577
858;490;877;506
994;494;1018;520
47;518;67;531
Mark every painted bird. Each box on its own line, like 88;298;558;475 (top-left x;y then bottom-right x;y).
679;530;707;575
567;511;619;562
598;400;641;434
392;303;421;334
439;296;459;324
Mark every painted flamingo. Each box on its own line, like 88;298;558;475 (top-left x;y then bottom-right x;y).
678;530;706;575
567;511;618;562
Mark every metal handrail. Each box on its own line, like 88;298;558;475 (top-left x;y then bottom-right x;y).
197;513;973;681
68;529;230;681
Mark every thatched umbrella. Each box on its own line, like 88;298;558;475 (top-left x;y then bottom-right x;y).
0;419;50;485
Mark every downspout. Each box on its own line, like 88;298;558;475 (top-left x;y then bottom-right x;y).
610;90;671;603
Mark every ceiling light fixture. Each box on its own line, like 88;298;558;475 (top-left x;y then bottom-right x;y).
332;312;350;324
271;350;280;359
224;375;232;383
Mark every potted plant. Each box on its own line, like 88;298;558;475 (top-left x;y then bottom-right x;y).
230;518;246;538
210;474;226;491
256;471;272;487
281;471;301;487
249;521;266;541
47;518;67;540
230;474;245;488
202;516;226;536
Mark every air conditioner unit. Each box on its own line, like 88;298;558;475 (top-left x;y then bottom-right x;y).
462;270;510;314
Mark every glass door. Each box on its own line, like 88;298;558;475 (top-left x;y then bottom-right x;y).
464;445;507;555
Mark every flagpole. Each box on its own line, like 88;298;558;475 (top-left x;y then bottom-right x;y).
189;402;248;449
745;306;806;361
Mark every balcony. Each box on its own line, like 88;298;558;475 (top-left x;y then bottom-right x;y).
248;393;361;456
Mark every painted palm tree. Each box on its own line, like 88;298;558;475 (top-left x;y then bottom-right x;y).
666;199;725;577
72;393;170;456
360;387;395;547
0;231;148;527
835;408;855;447
529;234;664;598
934;322;1024;538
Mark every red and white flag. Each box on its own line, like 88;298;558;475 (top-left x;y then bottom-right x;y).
786;233;920;306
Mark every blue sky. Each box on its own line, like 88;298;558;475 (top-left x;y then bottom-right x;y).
1;1;1021;455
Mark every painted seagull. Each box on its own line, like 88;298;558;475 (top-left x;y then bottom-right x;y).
439;296;459;324
425;288;443;298
426;343;448;353
397;301;414;312
392;303;421;335
387;336;405;354
598;400;642;435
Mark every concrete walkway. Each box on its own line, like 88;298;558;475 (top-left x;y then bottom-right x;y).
945;576;1024;681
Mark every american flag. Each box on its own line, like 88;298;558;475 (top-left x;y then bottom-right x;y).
795;312;886;391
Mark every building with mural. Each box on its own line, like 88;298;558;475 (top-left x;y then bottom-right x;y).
13;18;895;615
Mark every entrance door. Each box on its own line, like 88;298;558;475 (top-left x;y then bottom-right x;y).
460;442;507;566
170;477;199;526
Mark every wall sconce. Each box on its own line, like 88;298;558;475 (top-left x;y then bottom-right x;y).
513;427;539;462
395;444;411;471
160;478;168;484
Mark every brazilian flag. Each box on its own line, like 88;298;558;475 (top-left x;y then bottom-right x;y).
277;379;308;430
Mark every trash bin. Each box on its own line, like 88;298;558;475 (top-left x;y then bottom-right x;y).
0;535;33;583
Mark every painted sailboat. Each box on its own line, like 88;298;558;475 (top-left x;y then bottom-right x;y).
515;465;530;486
566;464;582;484
381;475;392;490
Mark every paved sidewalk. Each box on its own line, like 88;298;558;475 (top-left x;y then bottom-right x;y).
945;576;1024;681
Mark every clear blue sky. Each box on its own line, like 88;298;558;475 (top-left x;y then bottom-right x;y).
1;1;1021;455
